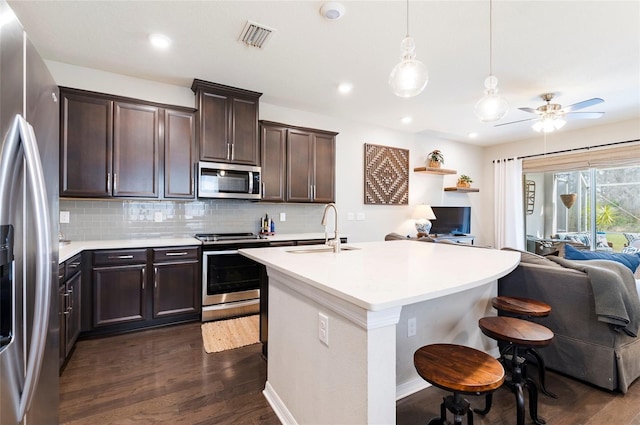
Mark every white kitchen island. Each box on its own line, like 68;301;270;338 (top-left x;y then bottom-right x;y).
240;240;520;425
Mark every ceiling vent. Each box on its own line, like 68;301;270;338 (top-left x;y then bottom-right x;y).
239;20;276;49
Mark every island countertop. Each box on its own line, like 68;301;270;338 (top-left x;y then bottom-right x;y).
240;240;520;312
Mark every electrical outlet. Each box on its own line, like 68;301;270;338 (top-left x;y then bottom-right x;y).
356;212;365;221
408;317;417;337
347;212;355;221
318;312;329;346
59;211;70;224
280;212;286;222
154;212;163;222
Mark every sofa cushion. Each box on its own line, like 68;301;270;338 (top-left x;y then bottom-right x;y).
564;243;640;273
623;232;640;244
501;247;562;267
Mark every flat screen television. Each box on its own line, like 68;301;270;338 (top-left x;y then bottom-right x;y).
430;206;471;235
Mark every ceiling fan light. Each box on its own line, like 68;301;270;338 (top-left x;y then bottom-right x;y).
389;37;428;98
554;118;566;129
532;121;544;132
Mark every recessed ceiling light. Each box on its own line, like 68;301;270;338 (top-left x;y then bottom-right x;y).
468;132;478;139
338;82;353;94
401;116;413;124
149;33;171;49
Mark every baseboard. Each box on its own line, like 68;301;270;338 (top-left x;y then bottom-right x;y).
396;378;430;400
263;381;297;425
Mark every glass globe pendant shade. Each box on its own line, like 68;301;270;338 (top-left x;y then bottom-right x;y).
389;37;429;98
474;75;509;122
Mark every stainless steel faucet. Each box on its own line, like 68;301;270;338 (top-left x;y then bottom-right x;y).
321;203;341;253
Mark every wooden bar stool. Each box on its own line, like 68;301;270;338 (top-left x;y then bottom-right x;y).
492;296;556;398
477;316;554;425
414;343;505;425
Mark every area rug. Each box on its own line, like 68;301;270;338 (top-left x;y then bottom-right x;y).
201;315;259;353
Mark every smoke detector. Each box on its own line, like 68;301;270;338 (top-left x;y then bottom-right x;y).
239;20;276;48
320;2;345;20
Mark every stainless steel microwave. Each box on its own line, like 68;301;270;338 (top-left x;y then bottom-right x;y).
198;162;261;200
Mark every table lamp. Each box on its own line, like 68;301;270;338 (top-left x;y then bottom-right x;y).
412;204;436;238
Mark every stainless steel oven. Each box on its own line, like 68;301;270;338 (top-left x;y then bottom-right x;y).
196;233;269;321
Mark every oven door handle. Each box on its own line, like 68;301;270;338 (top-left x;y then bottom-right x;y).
203;250;239;256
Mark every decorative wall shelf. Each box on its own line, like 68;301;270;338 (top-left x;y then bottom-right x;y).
413;166;456;175
444;187;480;192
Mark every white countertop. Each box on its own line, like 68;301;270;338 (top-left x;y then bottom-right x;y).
240;240;520;311
58;237;201;263
57;233;344;263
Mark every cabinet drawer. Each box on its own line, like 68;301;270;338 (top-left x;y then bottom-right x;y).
152;247;199;262
93;249;147;266
65;254;82;279
58;263;66;283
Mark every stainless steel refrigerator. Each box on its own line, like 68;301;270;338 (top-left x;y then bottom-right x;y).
0;1;60;423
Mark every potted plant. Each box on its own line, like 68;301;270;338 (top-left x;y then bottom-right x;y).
427;150;444;168
457;174;473;188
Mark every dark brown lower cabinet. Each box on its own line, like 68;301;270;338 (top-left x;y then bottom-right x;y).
59;254;82;371
152;247;199;318
86;246;200;337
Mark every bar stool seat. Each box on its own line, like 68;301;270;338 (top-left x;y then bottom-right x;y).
492;296;551;317
492;296;556;398
414;343;505;425
478;316;554;425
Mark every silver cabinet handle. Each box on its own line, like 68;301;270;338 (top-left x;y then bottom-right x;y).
107;172;111;191
68;261;80;269
107;255;134;260
154;266;158;288
165;251;188;256
227;142;232;160
141;266;146;290
230;143;235;160
113;173;118;194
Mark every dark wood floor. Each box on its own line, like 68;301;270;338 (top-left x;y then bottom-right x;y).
60;322;640;424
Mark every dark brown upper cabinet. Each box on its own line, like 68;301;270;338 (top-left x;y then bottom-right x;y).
163;109;196;198
260;121;337;204
60;88;195;199
191;79;262;165
260;122;287;202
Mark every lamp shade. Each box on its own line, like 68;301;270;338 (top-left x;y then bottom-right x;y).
474;75;508;122
412;204;436;220
389;37;429;98
412;204;436;236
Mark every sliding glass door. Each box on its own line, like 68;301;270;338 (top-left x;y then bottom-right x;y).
525;164;640;253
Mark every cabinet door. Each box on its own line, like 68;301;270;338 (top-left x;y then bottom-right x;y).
199;91;229;162
287;129;314;202
65;272;81;357
93;265;146;327
58;284;67;368
113;102;159;197
230;97;259;165
312;132;336;203
152;261;199;318
60;91;113;197
164;109;196;198
260;123;287;201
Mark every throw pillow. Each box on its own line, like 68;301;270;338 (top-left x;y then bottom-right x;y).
564;243;640;273
623;232;640;244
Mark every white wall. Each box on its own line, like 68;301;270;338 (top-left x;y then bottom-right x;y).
47;61;489;243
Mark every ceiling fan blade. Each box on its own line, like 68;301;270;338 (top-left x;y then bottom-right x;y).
563;111;605;120
518;107;541;114
494;117;537;127
561;98;604;112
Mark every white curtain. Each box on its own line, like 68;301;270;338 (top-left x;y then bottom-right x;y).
494;158;525;250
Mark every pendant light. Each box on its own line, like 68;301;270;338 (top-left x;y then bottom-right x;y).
474;0;508;121
389;0;428;98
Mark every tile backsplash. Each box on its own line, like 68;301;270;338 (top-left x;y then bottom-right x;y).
59;199;326;241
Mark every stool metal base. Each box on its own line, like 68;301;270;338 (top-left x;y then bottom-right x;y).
430;392;474;425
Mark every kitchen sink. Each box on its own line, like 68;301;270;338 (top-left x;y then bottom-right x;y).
286;245;360;254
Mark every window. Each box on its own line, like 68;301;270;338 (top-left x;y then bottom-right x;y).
525;164;640;253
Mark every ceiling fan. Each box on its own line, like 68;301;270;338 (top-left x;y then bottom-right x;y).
496;93;605;133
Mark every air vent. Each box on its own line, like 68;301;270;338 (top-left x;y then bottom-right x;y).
239;20;276;49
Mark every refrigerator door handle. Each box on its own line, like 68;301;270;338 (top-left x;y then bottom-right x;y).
0;115;53;419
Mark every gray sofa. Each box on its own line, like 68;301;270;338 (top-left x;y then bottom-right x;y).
498;251;640;393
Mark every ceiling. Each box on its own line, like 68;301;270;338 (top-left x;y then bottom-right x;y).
7;1;640;146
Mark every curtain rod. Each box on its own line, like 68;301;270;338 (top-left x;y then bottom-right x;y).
492;138;640;163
